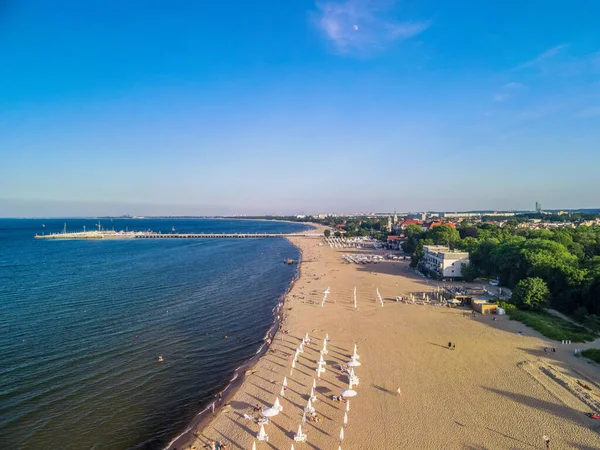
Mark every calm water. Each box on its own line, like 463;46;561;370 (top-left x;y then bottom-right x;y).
0;218;309;449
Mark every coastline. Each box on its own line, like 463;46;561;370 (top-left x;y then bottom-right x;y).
165;224;325;450
173;229;600;450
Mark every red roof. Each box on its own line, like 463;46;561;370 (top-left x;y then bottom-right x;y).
400;219;423;227
426;221;456;230
387;235;406;241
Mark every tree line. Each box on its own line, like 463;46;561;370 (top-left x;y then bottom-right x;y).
406;223;600;316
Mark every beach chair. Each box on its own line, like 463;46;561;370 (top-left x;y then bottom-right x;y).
243;414;254;421
257;417;269;425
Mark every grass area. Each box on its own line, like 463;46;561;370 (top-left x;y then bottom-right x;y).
581;349;600;364
497;302;597;343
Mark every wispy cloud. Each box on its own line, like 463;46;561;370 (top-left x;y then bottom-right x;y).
493;81;526;102
514;44;568;70
313;0;429;56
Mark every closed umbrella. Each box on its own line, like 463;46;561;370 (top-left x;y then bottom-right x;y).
339;427;344;441
344;411;348;425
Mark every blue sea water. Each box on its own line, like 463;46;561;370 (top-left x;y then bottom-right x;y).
0;218;309;449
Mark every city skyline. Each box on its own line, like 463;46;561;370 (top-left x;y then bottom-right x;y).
2;1;600;216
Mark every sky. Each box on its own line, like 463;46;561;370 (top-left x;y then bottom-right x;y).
1;0;600;216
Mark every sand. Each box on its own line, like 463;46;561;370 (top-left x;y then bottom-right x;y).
177;234;600;450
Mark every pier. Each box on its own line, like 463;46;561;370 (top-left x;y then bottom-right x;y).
35;230;320;240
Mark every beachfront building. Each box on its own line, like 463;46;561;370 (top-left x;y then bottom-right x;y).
421;245;470;279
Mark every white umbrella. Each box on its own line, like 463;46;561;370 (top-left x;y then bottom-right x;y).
252;442;256;450
261;407;279;417
280;386;285;397
310;387;317;401
344;411;348;425
292;360;296;369
273;397;283;411
302;412;306;424
325;333;329;341
304;332;310;343
290;368;293;376
257;424;267;440
346;400;350;412
319;354;326;365
312;379;317;389
347;359;361;367
291;445;294;450
339;427;344;441
305;398;315;413
341;381;357;398
283;376;288;387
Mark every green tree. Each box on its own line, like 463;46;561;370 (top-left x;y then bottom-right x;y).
428;225;460;246
323;229;331;238
512;277;550;310
461;262;479;282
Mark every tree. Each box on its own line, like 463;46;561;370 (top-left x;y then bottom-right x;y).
323;229;331;238
461;262;479;282
512;277;550;310
428;225;460;246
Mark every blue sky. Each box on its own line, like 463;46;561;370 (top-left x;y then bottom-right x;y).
1;0;599;216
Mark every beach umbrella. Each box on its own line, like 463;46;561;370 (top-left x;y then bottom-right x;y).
305;398;315;413
273;397;283;411
347;359;361;367
292;360;296;369
283;376;288;387
302;412;306;424
341;381;357;398
319;354;326;365
325;333;329;341
312;379;317;389
252;441;256;450
261;407;279;417
280;386;285;397
339;427;344;441
353;344;359;360
310;387;317;401
304;332;310;343
343;411;348;425
257;424;267;440
290;368;293;376
291;445;294;450
346;400;350;412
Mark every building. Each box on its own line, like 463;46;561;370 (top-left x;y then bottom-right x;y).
421;245;470;279
535;202;542;213
471;298;498;314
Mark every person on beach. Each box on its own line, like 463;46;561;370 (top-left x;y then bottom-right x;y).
452;343;456;350
543;435;550;449
448;341;452;349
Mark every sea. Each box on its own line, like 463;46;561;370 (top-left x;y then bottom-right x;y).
0;218;310;449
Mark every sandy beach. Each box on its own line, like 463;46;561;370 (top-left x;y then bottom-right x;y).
175;233;600;450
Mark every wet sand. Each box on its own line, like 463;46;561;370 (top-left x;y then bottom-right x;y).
177;235;600;450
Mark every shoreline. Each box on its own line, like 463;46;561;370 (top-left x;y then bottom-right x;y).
164;227;323;450
173;230;600;449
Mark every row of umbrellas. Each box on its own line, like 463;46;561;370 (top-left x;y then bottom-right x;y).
251;331;362;448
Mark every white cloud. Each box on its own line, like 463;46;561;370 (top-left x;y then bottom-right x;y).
514;44;569;70
313;0;429;56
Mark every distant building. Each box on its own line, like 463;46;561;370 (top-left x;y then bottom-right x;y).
535;202;542;213
421;245;470;279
